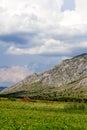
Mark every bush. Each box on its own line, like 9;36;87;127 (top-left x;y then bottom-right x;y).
64;103;86;112
8;97;16;101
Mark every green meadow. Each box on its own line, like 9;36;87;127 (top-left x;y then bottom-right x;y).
0;98;87;130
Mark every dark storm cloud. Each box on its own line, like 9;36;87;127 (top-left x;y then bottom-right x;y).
0;33;26;44
0;32;38;46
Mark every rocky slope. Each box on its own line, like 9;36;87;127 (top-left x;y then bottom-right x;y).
1;53;87;100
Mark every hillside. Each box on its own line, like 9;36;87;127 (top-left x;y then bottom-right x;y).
0;53;87;100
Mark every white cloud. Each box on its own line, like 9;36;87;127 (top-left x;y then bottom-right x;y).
60;0;87;26
0;0;87;57
60;10;82;26
0;0;63;34
75;0;87;23
0;66;33;83
7;39;87;56
0;0;87;32
7;39;72;55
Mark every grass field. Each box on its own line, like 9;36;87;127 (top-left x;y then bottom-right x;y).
0;98;87;130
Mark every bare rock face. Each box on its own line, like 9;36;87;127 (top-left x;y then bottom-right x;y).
1;53;87;99
40;54;87;87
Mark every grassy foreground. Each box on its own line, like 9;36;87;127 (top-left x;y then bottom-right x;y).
0;98;87;130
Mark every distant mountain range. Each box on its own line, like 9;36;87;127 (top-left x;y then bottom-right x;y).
0;87;7;91
0;53;87;101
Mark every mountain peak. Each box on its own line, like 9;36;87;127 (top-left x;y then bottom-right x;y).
72;53;87;59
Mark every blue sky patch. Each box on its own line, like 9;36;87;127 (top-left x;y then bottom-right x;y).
61;0;75;11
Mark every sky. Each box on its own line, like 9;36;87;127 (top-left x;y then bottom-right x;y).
0;0;87;87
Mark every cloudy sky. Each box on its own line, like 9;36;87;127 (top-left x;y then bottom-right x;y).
0;0;87;87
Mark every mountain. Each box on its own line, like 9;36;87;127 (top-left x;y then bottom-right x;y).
0;53;87;101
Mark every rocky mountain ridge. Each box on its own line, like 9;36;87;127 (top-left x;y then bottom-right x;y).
1;53;87;100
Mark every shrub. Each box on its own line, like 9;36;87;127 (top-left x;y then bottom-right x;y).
64;103;86;112
8;97;16;101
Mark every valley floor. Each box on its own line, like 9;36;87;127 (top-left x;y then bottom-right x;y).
0;98;87;130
